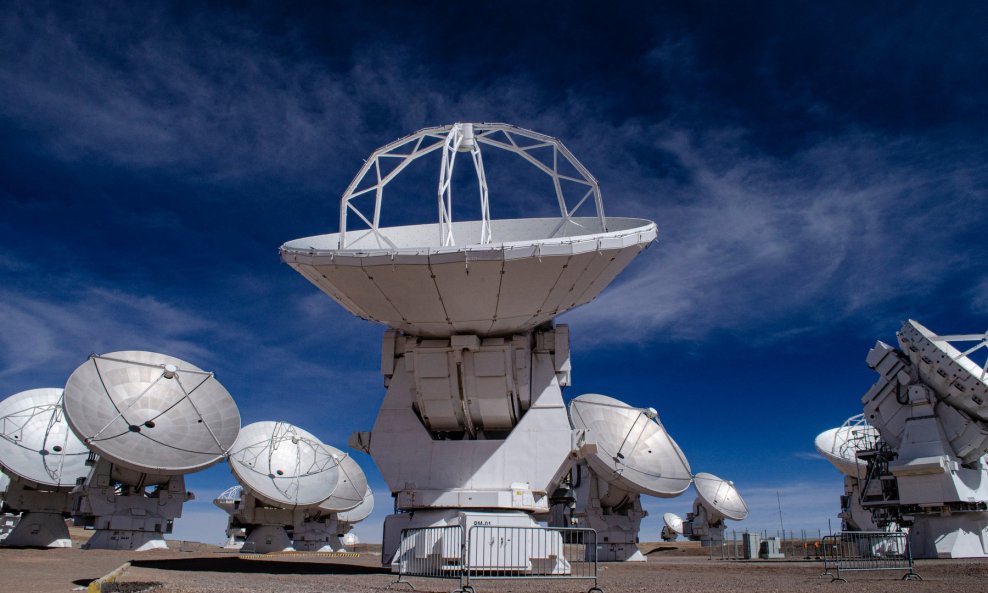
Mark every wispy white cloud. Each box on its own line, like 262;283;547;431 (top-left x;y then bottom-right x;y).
563;126;987;344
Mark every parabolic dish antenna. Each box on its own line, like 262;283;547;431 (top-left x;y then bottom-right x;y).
693;472;748;521
280;122;657;338
898;320;988;421
62;351;241;474
663;512;684;535
213;484;243;515
334;487;375;523
569;393;692;498
228;421;341;509
814;414;879;477
315;447;369;513
0;388;89;487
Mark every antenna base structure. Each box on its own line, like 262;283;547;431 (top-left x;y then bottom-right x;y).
294;487;373;553
282;123;657;568
212;485;297;554
549;461;646;562
72;459;189;551
0;478;73;547
857;320;988;558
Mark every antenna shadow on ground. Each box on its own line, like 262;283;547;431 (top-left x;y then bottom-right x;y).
129;557;389;575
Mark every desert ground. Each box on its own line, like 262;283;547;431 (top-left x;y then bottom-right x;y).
1;532;985;593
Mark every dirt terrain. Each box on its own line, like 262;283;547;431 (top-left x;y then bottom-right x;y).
1;539;985;593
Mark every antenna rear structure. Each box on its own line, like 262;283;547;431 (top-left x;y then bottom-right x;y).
814;414;881;531
855;320;988;558
281;123;657;568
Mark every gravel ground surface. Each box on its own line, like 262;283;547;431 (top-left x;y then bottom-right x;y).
3;542;986;593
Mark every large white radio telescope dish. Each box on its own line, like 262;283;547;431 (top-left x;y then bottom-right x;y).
62;351;241;474
281;123;657;338
693;472;748;521
0;388;89;487
814;414;879;477
228;421;341;509
569;393;692;497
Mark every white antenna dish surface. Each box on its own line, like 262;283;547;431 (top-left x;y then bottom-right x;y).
898;319;988;421
316;446;369;512
663;512;684;535
569;393;692;498
334;486;375;523
0;388;89;487
693;472;748;521
228;421;341;509
280;123;657;338
62;351;241;475
814;414;879;477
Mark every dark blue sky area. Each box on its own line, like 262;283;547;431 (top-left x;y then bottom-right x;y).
1;2;986;542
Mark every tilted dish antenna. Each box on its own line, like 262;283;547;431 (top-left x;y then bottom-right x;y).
228;421;341;509
0;388;89;488
0;388;91;548
281;122;657;339
62;351;241;551
569;393;692;498
663;512;684;535
313;445;368;513
814;414;880;477
693;472;748;521
63;351;241;474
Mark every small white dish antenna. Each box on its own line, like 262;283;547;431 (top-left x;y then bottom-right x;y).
569;393;692;497
0;388;89;487
315;446;369;512
814;414;879;477
228;421;341;509
663;512;684;535
898;319;988;421
62;351;241;474
693;472;748;521
334;487;375;523
213;484;243;514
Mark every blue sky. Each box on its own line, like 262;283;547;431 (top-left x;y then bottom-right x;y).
1;2;986;545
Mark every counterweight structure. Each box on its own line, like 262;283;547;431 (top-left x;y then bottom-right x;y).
281;123;657;567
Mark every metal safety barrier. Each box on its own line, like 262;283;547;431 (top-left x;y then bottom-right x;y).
395;525;602;593
820;531;921;583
